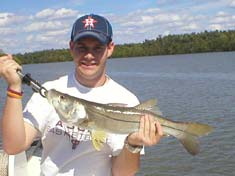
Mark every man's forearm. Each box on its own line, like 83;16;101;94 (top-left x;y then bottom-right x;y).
1;96;27;154
112;146;140;176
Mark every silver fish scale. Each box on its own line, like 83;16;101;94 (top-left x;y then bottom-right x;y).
84;105;142;134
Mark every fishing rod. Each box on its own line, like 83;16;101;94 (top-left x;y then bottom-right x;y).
0;53;47;98
16;69;47;98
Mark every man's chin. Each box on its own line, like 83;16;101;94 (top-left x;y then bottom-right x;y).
77;69;98;79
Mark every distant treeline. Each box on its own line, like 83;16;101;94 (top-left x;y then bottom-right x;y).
15;30;235;64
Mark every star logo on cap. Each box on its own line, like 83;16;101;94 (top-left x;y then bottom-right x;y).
82;16;97;29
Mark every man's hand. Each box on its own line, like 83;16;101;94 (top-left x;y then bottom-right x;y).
127;114;163;147
0;54;22;90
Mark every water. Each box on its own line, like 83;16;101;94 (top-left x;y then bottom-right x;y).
1;52;235;175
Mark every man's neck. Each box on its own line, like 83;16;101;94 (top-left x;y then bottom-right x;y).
75;74;108;88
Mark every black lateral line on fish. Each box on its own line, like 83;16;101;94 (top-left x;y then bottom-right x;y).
87;106;199;136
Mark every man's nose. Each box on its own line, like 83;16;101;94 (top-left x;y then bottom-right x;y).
84;52;95;60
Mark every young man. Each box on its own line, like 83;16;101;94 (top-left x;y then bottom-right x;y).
0;14;163;176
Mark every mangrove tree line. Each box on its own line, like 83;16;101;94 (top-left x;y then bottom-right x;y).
14;30;235;64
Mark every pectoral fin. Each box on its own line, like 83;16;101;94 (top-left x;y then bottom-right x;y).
91;131;107;151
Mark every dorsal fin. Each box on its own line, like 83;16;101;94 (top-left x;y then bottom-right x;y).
135;99;157;110
135;99;163;115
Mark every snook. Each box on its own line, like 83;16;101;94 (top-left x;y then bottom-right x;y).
46;89;213;155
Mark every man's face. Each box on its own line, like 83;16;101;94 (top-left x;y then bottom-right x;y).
70;37;114;86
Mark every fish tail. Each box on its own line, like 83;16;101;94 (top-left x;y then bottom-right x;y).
163;122;214;155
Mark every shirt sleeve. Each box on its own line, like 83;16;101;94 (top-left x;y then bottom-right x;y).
23;92;55;136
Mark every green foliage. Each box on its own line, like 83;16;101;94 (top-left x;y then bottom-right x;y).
12;30;235;64
15;49;72;64
112;30;235;58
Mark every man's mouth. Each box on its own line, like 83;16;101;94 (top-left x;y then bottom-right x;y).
80;60;97;67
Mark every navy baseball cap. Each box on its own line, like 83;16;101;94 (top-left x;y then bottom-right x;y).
71;14;113;44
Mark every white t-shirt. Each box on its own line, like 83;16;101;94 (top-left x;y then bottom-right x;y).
23;72;140;176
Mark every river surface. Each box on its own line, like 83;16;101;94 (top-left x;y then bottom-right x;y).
0;52;235;176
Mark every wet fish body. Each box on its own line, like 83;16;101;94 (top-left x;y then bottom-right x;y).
46;89;214;155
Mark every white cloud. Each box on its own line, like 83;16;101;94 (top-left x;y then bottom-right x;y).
209;24;223;30
0;38;19;51
35;35;52;42
217;11;227;16
0;7;78;53
26;34;34;42
35;8;78;20
0;13;26;27
209;11;234;30
0;27;18;35
115;8;205;43
211;16;229;24
26;30;69;46
121;11;182;28
145;8;161;13
55;8;78;19
181;23;200;31
35;9;55;19
24;21;64;32
44;29;69;37
229;0;235;7
163;30;170;36
26;34;53;43
115;1;235;43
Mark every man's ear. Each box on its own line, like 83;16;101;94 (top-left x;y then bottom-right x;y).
69;41;74;50
69;41;75;58
107;41;115;58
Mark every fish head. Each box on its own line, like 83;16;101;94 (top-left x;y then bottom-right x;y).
46;89;87;125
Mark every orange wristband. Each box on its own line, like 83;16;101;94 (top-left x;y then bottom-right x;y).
7;91;23;99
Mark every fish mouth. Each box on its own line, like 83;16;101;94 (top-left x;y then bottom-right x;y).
44;90;50;99
45;94;59;106
44;90;57;104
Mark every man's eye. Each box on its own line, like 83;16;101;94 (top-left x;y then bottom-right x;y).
76;47;86;52
94;47;104;52
78;47;86;50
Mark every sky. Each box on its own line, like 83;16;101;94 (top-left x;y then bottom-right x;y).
1;0;235;54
